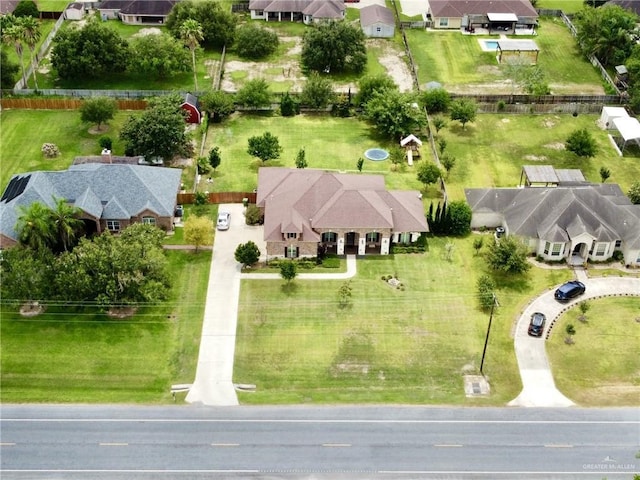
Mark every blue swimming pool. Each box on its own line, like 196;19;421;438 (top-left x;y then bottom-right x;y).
483;40;499;50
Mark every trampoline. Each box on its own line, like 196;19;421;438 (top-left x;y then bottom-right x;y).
364;148;389;161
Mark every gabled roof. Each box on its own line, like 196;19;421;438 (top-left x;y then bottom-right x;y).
257;168;428;242
427;0;538;18
0;164;182;243
400;134;422;147
249;0;345;17
360;4;394;26
182;93;199;108
465;185;640;244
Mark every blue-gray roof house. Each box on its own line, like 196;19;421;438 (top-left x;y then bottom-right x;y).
0;163;182;248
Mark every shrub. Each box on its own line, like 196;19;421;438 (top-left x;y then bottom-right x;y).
245;204;264;225
235;24;279;59
497;100;506;111
99;136;113;150
565;128;597;157
476;274;496;311
41;143;60;158
280;92;299;117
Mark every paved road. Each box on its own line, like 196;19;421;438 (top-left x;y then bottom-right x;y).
2;405;638;479
509;274;640;407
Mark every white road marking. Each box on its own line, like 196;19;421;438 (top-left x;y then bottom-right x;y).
211;443;239;447
99;442;128;446
322;443;352;447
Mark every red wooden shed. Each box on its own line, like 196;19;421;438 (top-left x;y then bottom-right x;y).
180;93;202;124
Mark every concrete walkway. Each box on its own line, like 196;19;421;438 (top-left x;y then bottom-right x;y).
186;204;357;406
508;272;640;408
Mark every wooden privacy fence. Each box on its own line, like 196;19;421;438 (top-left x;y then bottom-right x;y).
0;97;148;110
177;192;257;205
449;93;622;105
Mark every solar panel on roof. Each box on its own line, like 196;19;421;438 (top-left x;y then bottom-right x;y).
1;175;30;203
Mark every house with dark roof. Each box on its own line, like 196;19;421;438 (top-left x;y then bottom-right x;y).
426;0;538;33
360;4;395;38
0;163;182;248
465;184;640;267
0;0;20;14
249;0;345;24
256;168;428;258
605;0;640;16
98;0;179;24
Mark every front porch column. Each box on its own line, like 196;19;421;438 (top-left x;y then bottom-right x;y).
358;237;366;255
337;236;345;255
381;237;390;255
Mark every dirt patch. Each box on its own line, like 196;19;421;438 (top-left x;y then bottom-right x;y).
523;154;548;161
107;306;138;318
133;27;162;38
544;142;565;150
20;302;44;317
330;362;370;376
88;125;110;135
221;58;304;92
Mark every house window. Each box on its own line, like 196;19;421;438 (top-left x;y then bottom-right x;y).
595;243;607;256
286;232;297;239
543;241;550;255
256;10;263;15
142;216;156;225
439;17;449;27
615;240;622;248
366;232;380;243
376;27;381;32
106;220;120;232
399;232;411;244
551;243;562;256
322;232;337;243
285;246;299;258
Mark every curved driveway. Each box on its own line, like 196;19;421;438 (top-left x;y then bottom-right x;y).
509;274;640;407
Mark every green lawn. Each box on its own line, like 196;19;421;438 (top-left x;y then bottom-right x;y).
0;250;211;403
438;113;640;201
547;297;640;406
234;235;574;404
0;109;131;191
2;19;56;82
405;18;603;93
204;113;424;193
536;0;584;13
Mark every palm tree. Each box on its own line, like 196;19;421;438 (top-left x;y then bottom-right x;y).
179;19;203;91
16;202;54;251
18;16;41;90
2;23;26;88
49;197;83;252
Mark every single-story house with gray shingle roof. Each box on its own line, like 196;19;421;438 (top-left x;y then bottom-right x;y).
98;0;179;24
465;184;640;267
249;0;345;24
426;0;538;33
0;163;182;249
256;167;428;257
360;4;395;38
0;0;20;14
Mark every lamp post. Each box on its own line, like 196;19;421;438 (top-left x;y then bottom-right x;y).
480;294;498;375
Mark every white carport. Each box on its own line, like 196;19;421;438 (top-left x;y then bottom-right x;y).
599;106;629;130
612;116;640;153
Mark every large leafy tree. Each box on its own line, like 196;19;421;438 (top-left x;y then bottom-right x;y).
300;72;335;109
80;97;117;131
574;5;637;67
449;98;477;129
18;16;40;90
0;49;20;89
235;24;278;59
355;74;397;108
301;21;366;74
13;0;39;18
199;90;235;122
0;246;56;304
364;90;425;139
179;19;203;91
420;87;451;114
166;0;237;48
184;215;213;252
247;132;282;163
120;94;191;161
417;162;442;189
235;78;271;108
485;236;531;274
445;201;472;236
51;19;129;81
128;32;191;79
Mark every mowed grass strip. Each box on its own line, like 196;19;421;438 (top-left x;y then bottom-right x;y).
205;113;425;192
547;297;640;406
0;109;131;190
234;235;574;405
439;113;640;201
0;250;210;403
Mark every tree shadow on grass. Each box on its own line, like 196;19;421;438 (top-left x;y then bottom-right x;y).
448;124;477;138
281;282;299;296
491;270;532;293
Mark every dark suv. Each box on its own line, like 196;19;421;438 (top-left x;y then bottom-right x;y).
554;281;586;302
528;312;546;337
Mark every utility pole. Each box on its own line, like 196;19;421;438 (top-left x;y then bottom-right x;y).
480;294;498;375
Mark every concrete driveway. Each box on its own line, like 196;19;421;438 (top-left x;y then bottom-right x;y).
185;204;266;406
508;274;640;407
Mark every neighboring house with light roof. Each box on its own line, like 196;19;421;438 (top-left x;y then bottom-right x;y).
0;163;182;248
249;0;345;24
256;167;428;258
426;0;538;33
465;183;640;267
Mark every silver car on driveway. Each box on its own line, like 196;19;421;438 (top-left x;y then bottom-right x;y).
217;211;231;230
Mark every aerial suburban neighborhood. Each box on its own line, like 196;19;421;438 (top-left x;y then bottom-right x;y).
0;0;639;474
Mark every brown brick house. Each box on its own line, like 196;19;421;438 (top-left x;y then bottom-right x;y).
256;168;429;258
